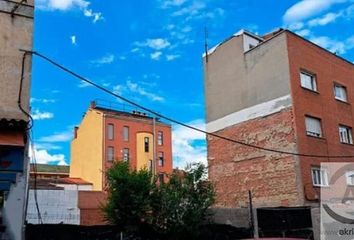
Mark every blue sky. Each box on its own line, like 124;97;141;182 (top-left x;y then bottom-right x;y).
30;0;354;168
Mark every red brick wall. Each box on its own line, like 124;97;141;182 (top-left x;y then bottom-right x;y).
286;32;354;202
78;191;107;226
103;115;173;187
208;108;303;208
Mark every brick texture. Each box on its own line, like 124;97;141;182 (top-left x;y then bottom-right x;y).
286;32;354;202
208;108;303;208
78;191;107;226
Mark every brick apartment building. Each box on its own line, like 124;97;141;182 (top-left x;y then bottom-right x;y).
203;28;354;237
0;0;34;239
70;101;173;191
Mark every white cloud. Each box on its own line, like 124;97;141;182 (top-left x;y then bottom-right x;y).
172;119;207;169
38;131;72;142
135;38;171;50
181;26;192;33
172;1;206;17
288;22;305;31
91;53;115;65
83;8;103;23
166;54;180;61
308;12;341;27
112;85;123;95
283;0;346;24
112;80;164;102
37;0;103;23
78;80;92;88
310;36;346;54
70;35;77;45
131;47;140;53
296;29;311;37
35;142;62;150
150;51;162;60
29;145;68;166
161;0;187;8
30;98;56;104
37;0;89;11
31;109;54;120
126;80;164;101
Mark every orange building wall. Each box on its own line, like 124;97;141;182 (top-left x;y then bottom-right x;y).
286;32;354;202
103;114;173;186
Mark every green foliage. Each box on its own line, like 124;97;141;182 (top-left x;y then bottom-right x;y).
103;161;215;239
103;161;155;231
151;163;215;238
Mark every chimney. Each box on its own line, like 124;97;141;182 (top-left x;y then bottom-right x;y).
90;101;97;109
74;127;79;139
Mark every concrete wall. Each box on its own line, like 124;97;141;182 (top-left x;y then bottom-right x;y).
55;184;93;191
210;207;251;228
70;109;104;190
0;1;34;239
0;0;34;121
26;190;80;225
204;32;291;125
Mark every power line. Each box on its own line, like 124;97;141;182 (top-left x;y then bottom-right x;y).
19;51;41;223
29;132;43;224
22;49;354;159
19;51;34;130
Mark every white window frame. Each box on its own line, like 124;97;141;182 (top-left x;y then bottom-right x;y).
107;124;114;140
311;167;329;187
123;148;129;162
334;84;348;102
346;171;354;186
157;131;163;146
339;125;353;144
305;116;322;138
107;146;114;161
300;71;317;91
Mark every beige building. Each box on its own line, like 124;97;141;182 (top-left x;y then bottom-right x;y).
70;101;173;191
0;0;34;239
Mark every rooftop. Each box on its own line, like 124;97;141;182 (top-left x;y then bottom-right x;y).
204;28;354;67
28;177;92;189
90;100;171;126
30;164;69;174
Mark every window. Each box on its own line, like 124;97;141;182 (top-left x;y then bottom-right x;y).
123;148;129;162
158;174;164;184
346;171;354;186
158;152;164;167
157;131;163;146
107;124;114;140
107;147;114;161
339;125;353;144
305;116;322;137
123;126;129;141
300;72;317;91
334;84;347;102
144;137;149;152
311;167;328;187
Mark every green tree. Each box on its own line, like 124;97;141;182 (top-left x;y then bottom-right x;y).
151;163;215;239
103;161;155;233
103;161;215;239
